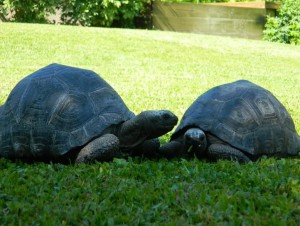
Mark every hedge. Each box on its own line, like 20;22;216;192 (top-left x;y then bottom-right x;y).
0;0;152;28
264;0;300;45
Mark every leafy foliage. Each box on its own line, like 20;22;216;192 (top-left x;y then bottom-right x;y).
0;0;151;28
0;0;57;23
59;0;151;28
264;0;300;45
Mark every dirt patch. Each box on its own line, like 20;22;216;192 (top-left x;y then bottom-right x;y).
208;2;265;8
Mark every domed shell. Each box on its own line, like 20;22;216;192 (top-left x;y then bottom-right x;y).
0;64;134;158
173;80;300;156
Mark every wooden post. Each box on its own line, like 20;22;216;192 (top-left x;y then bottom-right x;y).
265;2;281;17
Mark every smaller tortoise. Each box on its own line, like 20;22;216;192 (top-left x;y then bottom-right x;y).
0;64;178;163
160;80;300;163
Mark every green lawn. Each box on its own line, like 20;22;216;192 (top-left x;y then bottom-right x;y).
0;23;300;225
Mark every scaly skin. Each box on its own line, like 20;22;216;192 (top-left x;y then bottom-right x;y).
118;110;178;151
76;134;119;164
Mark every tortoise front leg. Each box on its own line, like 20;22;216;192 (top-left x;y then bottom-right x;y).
131;138;160;158
207;144;251;163
75;134;119;164
159;138;188;159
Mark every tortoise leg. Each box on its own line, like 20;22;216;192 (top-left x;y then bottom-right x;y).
207;144;251;163
75;134;119;164
131;138;160;158
159;138;188;159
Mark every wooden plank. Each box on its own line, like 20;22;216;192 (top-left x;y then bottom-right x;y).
208;2;265;8
154;2;265;19
153;1;266;39
265;2;281;10
153;15;263;39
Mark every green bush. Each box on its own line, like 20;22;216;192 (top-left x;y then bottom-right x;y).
59;0;151;28
0;0;152;28
264;0;300;45
0;0;57;23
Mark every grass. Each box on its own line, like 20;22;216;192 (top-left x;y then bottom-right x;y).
0;22;300;225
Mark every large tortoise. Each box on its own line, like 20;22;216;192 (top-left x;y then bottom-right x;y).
0;63;178;163
159;80;300;163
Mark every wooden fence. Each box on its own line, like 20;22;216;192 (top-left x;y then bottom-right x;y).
152;1;280;39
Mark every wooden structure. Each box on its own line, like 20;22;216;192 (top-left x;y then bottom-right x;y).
152;1;280;39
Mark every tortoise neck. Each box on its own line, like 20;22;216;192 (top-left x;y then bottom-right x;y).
118;115;148;151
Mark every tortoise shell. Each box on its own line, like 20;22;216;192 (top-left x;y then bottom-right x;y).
172;80;300;156
0;63;134;159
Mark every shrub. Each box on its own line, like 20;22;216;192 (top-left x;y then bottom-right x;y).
264;0;300;45
0;0;152;28
0;0;57;23
56;0;151;28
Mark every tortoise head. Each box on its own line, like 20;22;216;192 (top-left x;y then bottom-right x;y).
139;110;178;138
184;128;207;156
118;110;178;151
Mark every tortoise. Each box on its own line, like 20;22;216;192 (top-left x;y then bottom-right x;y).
0;63;178;163
159;80;300;163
